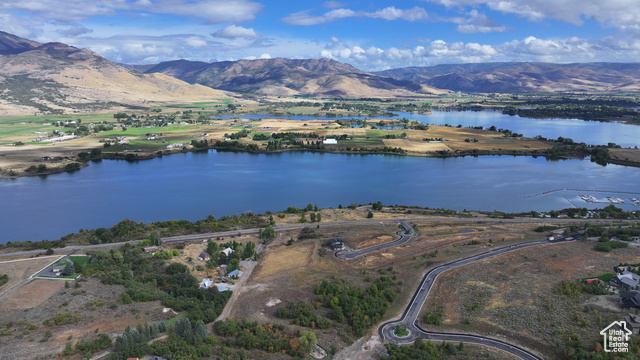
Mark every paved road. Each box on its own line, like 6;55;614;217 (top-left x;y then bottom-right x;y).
375;231;581;360
0;216;595;259
336;221;416;259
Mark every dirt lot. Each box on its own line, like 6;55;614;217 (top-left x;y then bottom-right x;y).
2;279;65;310
421;240;640;359
0;255;61;298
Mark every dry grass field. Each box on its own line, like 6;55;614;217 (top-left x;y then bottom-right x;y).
2;279;65;310
228;219;559;357
609;148;640;163
421;240;640;359
0;255;61;297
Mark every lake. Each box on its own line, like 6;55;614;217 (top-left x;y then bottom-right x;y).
219;110;640;148
1;150;639;243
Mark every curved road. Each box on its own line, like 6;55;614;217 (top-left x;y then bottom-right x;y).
334;222;581;359
336;221;416;260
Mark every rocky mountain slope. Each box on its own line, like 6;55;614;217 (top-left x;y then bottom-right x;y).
142;57;444;98
0;32;231;115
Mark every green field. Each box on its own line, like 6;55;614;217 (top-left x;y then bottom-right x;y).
0;114;113;125
70;255;90;268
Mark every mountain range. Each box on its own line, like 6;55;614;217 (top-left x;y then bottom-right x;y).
2;30;640;115
0;31;229;116
374;62;640;93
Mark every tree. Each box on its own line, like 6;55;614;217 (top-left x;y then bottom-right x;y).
242;242;256;259
149;231;160;246
310;213;317;222
367;211;374;218
299;213;307;223
45;248;54;255
260;227;276;243
227;259;240;273
316;213;321;222
62;261;76;276
206;241;219;255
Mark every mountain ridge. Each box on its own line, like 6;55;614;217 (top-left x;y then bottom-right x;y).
374;62;640;93
0;32;232;115
140;57;443;97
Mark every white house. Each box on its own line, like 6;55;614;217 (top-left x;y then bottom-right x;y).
323;139;338;145
199;278;214;289
221;247;234;257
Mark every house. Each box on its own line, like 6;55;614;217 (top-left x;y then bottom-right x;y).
227;269;243;278
620;291;640;309
217;286;230;292
143;246;160;254
199;278;214;289
611;271;640;290
329;238;344;250
198;252;210;261
626;313;640;335
323;138;337;145
221;247;234;257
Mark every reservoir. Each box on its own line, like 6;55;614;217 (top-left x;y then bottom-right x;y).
1;150;639;243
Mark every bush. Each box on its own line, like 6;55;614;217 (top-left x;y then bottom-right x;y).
43;312;82;326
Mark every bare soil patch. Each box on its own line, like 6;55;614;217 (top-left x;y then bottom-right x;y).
0;255;61;297
2;279;65;310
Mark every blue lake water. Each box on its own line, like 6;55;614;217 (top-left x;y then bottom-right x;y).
1;150;639;243
219;110;640;148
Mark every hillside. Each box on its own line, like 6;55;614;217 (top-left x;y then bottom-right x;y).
375;62;640;93
142;57;444;98
0;33;233;116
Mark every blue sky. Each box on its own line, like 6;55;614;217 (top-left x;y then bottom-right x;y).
2;0;639;71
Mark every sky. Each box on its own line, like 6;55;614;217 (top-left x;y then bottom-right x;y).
2;0;640;71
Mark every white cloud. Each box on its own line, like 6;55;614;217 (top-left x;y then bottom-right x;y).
186;37;207;48
0;0;262;25
315;34;640;71
282;6;428;25
212;25;259;39
450;10;509;33
423;0;640;29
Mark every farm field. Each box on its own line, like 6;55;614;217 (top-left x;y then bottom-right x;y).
0;108;554;178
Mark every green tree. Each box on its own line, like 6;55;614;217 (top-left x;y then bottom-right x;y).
310;213;317;222
62;261;76;276
227;259;240;273
367;211;374;218
149;231;160;246
260;227;276;243
242;241;256;259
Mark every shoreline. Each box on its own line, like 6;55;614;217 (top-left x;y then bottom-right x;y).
2;143;638;180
